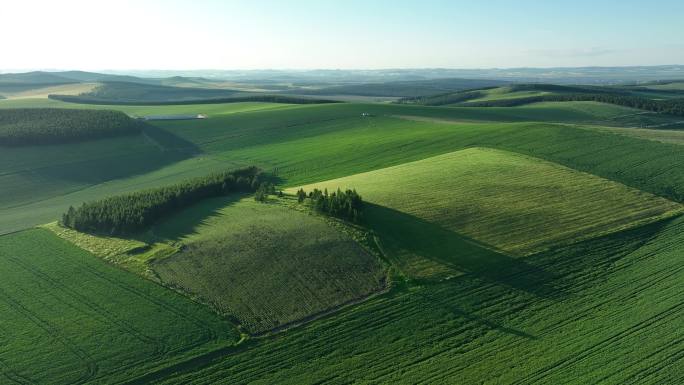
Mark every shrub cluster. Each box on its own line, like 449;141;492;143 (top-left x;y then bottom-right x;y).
0;108;143;146
254;182;277;202
62;166;262;235
296;188;363;222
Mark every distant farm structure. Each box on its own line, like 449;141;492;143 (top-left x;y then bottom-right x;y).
137;114;207;121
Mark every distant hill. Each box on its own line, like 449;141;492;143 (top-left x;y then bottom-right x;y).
102;65;684;84
0;70;155;85
287;78;509;97
0;70;239;88
50;81;245;103
398;83;684;116
54;70;159;84
0;71;77;85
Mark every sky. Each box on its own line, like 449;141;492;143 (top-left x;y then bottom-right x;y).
3;0;684;70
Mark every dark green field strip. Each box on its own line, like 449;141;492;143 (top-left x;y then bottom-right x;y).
154;216;684;384
0;229;239;384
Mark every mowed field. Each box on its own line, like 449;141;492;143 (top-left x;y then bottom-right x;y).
148;196;387;333
0;229;239;384
295;148;682;256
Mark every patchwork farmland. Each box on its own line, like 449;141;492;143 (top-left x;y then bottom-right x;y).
1;65;684;384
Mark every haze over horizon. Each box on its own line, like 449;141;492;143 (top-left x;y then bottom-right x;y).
5;0;684;71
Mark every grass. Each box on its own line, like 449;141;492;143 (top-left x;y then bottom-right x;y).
152;214;684;385
0;228;239;384
147;196;386;334
5;102;684;235
43;221;145;258
3;94;684;384
294;148;682;257
43;222;177;277
49;193;386;335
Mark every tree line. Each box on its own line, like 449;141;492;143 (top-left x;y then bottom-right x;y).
296;188;363;222
62;166;262;235
461;93;684;116
0;108;143;146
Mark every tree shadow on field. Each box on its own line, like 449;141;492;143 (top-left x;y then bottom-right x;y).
364;203;560;299
137;193;247;243
32;124;202;185
142;123;202;155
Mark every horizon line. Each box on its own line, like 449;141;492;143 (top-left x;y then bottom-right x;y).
2;64;684;74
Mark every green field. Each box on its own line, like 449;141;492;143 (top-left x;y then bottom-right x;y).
5;101;684;235
294;148;681;256
3;84;684;384
149;196;386;333
156;215;684;384
47;194;387;335
0;228;239;384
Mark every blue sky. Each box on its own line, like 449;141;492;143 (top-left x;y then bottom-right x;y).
4;0;684;70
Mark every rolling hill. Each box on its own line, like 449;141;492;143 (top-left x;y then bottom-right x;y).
4;100;684;236
2;84;684;384
293;148;681;269
287;77;509;97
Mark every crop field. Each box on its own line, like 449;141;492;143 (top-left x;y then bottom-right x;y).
0;228;239;384
147;196;386;334
2;77;684;384
154;213;684;385
294;148;682;256
6;0;684;380
5;102;684;236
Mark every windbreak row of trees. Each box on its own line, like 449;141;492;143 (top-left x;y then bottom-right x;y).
462;93;684;116
49;94;340;106
0;108;144;146
62;167;262;235
296;188;363;223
